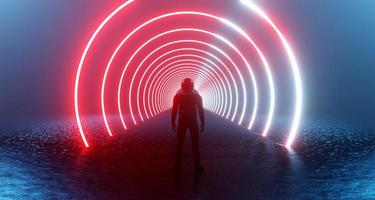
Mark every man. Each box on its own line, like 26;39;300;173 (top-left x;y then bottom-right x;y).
171;78;205;176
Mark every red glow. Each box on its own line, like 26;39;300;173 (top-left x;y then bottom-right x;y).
75;0;302;148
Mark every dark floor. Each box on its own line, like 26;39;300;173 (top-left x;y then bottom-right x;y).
0;111;375;199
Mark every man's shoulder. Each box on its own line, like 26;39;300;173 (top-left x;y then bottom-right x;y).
175;89;201;97
175;89;184;96
193;90;202;97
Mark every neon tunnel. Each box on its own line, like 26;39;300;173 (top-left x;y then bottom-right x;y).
74;0;303;148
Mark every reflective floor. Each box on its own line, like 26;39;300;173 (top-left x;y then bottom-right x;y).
0;111;374;199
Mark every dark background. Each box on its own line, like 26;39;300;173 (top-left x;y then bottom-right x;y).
0;0;374;127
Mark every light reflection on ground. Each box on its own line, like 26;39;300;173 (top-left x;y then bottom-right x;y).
0;112;374;199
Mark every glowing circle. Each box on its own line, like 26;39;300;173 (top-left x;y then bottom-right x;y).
74;0;303;148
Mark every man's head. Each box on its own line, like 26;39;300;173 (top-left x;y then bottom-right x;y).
181;78;194;92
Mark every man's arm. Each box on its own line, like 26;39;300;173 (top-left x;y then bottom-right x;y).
171;94;179;131
197;95;205;132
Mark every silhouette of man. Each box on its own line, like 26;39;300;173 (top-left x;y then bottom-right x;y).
172;78;205;176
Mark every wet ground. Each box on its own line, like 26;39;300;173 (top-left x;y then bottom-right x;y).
0;111;375;199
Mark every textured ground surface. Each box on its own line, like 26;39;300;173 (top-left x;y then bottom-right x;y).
1;111;375;199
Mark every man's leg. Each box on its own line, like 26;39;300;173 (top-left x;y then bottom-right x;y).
190;122;202;174
175;122;186;174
